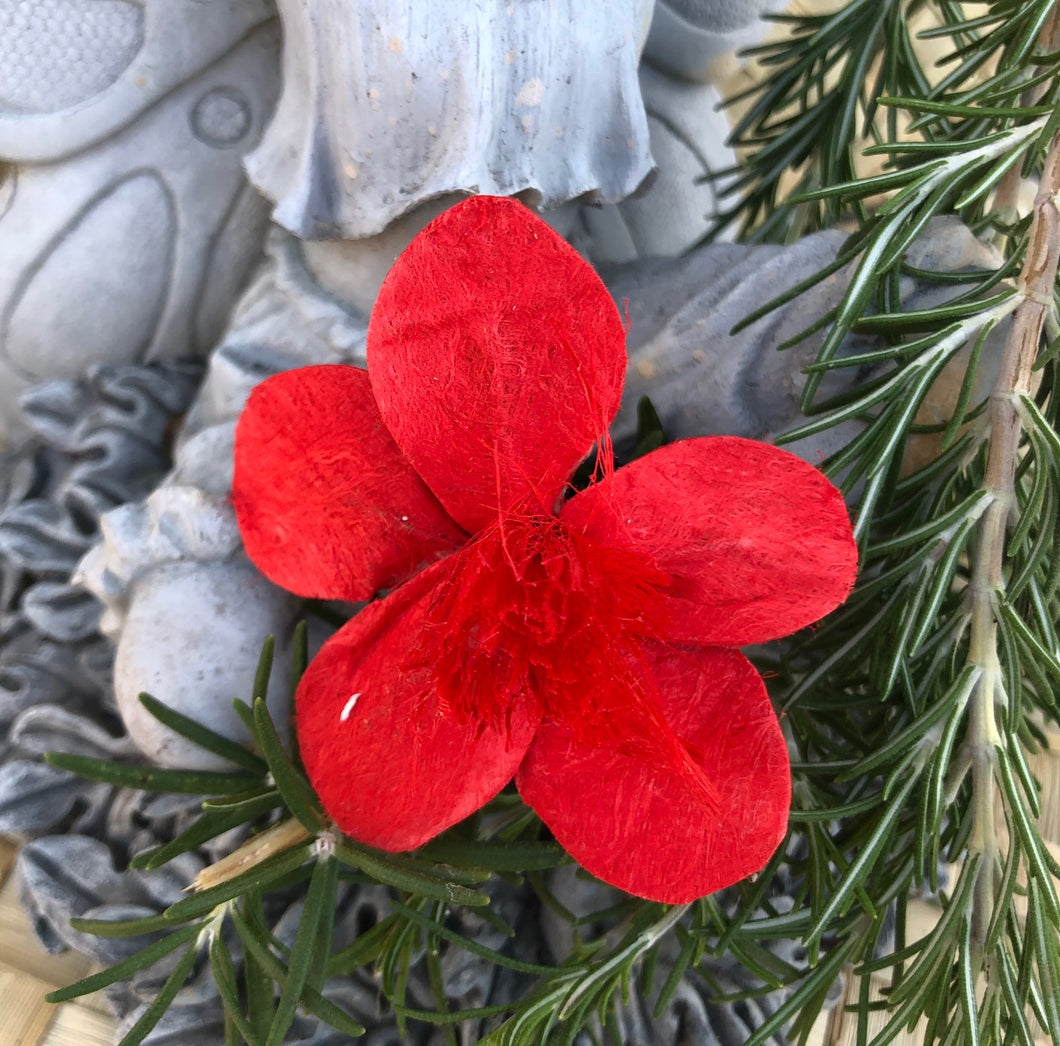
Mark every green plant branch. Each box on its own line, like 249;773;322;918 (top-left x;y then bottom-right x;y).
967;122;1060;967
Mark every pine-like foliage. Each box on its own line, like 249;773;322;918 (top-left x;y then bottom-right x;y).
714;2;1060;1043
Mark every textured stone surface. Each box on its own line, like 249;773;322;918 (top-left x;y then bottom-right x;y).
0;0;275;161
610;216;1008;465
0;360;202;817
578;62;737;262
645;0;788;81
0;0;144;116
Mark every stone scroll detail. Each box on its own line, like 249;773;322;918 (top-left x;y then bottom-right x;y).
0;360;202;828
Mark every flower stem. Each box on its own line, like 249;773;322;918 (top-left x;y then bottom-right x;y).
965;110;1060;964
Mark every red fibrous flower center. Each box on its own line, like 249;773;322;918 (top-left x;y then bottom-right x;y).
426;512;722;811
427;513;671;733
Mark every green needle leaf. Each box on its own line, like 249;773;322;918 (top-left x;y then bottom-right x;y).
804;774;920;953
230;906;366;1038
164;841;315;922
233;698;257;739
118;941;201;1046
46;922;204;1003
290;620;309;689
138;693;269;774
417;837;569;872
253;635;275;701
334;840;491;906
267;852;338;1046
389;899;558;976
44;752;259;795
70;912;180;939
252;697;324;832
210;930;266;1046
132;793;283;871
244;893;278;1042
325;912;402;976
652;930;696;1019
392;1001;515;1027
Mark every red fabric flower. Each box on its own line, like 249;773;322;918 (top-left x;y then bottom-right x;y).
233;195;857;904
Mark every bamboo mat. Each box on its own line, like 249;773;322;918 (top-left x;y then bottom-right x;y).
0;837;113;1046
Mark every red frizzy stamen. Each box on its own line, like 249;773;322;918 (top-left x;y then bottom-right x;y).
426;514;668;723
425;512;721;811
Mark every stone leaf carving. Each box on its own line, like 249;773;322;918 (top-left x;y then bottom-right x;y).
0;629;110;743
9;703;134;761
0;705;132;838
115;1005;230;1046
0;759;109;836
0;360;205;845
0;360;202;739
20;361;205;514
0;501;92;578
17;834;170;951
20;581;102;641
246;0;656;239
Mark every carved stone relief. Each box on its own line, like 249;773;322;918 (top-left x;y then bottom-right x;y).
0;0;280;446
0;2;999;1043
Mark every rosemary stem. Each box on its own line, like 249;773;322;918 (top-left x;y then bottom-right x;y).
966;122;1060;964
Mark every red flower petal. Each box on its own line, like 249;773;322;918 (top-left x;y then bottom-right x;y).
233;365;466;602
368;196;626;532
516;644;789;903
297;561;542;852
561;438;857;646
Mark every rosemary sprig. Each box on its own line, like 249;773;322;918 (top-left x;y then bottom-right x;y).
717;3;1060;1045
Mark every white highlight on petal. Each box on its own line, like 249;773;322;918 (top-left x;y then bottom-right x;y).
340;692;361;721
